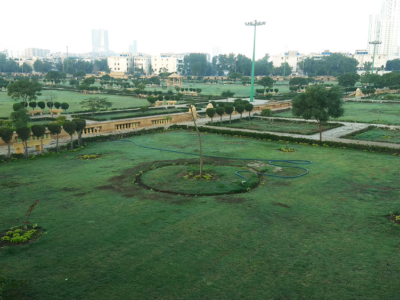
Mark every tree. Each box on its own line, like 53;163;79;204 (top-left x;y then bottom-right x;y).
292;85;344;141
21;63;33;74
184;53;208;76
10;109;30;129
274;88;279;94
221;90;235;98
0;127;14;158
244;103;254;120
206;108;216;124
140;106;149;113
235;105;245;121
147;96;156;106
273;63;292;76
224;105;234;124
72;118;86;147
61;102;69;113
28;101;37;110
47;123;62;152
386;59;400;71
258;76;274;93
63;120;77;150
13;103;23;111
38;101;46;110
241;77;250;85
337;73;361;87
216;107;225;125
31;125;46;154
364;62;372;72
54;102;61;109
261;109;272;117
16;127;31;158
7;79;42;107
228;72;242;81
80;97;112;116
45;71;61;84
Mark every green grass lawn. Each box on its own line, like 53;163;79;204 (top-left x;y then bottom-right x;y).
208;117;342;135
0;90;149;118
274;102;400;125
1;130;400;299
345;127;400;144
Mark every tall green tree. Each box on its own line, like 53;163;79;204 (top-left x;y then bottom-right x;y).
386;59;400;71
80;97;112;116
31;125;46;154
244;103;254;121
216;107;225;125
16;127;31;158
45;71;62;84
63;120;77;150
206;108;216;124
7;79;42;107
0;127;14;158
258;77;274;93
337;73;361;87
184;53;208;76
47;123;62;152
72;118;86;147
235;105;245;121
292;85;344;140
10;109;30;129
224;105;234;124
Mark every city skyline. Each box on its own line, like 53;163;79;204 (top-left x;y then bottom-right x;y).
0;0;386;60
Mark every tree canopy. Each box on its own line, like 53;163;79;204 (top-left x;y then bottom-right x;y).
386;59;400;71
7;79;42;105
337;73;361;87
300;53;358;76
80;97;112;115
292;85;344;140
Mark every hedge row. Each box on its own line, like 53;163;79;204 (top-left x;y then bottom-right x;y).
168;125;400;155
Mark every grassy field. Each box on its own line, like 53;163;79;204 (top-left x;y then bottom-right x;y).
0;90;149;118
1;130;400;299
208;117;342;135
345;127;400;144
274;102;400;125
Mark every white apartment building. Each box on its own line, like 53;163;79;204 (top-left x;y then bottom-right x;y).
151;56;178;75
107;53;133;73
271;51;301;72
353;50;387;70
25;48;50;59
368;0;400;58
133;53;152;75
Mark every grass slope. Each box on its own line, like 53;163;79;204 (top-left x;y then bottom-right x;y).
0;130;400;299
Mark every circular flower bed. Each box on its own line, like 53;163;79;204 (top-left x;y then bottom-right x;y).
137;163;260;196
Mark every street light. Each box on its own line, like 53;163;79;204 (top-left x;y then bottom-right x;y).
245;20;266;102
369;41;382;75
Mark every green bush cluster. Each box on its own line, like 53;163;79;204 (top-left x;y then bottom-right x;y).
1;227;37;244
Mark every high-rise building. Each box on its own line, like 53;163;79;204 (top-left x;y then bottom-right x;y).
368;0;400;58
92;29;109;53
25;48;50;59
129;41;137;55
212;47;222;58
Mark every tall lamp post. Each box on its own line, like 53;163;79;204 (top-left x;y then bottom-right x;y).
245;20;265;103
369;41;382;75
369;41;381;88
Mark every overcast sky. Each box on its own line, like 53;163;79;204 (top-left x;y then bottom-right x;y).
1;0;385;59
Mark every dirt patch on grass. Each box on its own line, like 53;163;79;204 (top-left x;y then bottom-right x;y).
386;214;400;225
61;187;79;192
216;196;247;204
73;192;88;197
0;181;22;188
272;202;290;208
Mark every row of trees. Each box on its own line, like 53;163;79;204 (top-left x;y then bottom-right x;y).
337;71;400;88
206;99;254;124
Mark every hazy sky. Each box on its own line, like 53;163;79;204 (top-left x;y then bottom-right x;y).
1;0;385;59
